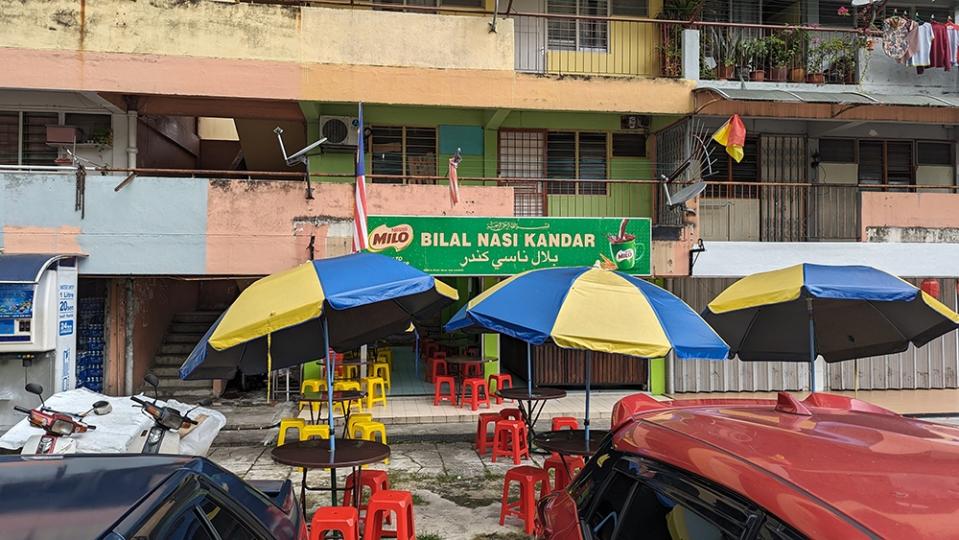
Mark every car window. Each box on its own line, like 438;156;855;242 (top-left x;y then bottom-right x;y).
165;508;215;540
757;516;806;540
581;454;753;540
199;497;258;540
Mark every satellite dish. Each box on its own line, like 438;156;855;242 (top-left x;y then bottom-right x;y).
664;181;707;210
274;127;327;167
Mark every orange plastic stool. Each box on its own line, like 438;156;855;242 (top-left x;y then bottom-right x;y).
433;375;457;406
488;373;513;403
492;419;529;464
543;454;586;492
460;377;491;411
475;412;502;455
551;416;579;431
363;490;416;540
499;466;550;534
342;469;391;509
310;506;359;540
500;408;523;422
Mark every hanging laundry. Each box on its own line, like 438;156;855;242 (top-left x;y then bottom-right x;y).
904;20;922;65
908;22;935;67
883;16;914;62
947;20;959;65
929;21;952;70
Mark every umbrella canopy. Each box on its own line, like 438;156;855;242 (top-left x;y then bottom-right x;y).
703;263;959;363
446;266;729;360
180;253;457;380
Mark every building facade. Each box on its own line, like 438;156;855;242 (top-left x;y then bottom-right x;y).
1;0;957;403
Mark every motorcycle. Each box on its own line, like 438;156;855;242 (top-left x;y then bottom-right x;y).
14;383;111;455
130;373;213;454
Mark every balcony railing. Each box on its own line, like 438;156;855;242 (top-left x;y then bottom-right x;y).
698;22;870;85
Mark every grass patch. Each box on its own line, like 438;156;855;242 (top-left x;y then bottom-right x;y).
419;532;445;540
411;493;429;506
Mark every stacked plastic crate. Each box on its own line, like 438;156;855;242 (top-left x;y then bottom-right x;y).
76;296;105;392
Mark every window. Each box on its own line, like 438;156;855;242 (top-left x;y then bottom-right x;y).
199;498;257;540
498;130;547;216
0;112;17;165
65;113;112;145
547;0;609;51
372;0;483;11
917;141;953;166
0;111;101;166
370;126;437;183
545;131;608;195
819;138;855;163
164;507;215;540
757;516;806;540
705;137;760;197
579;454;754;540
610;0;647;17
859;140;914;189
612;133;647;158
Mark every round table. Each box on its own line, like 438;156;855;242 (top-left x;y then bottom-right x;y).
497;387;567;451
534;429;608;457
443;356;488;379
296;390;366;437
272;439;391;509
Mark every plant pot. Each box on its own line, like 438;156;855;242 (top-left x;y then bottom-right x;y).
866;39;875;51
749;70;766;81
769;67;788;82
806;72;825;84
717;64;735;80
788;67;806;83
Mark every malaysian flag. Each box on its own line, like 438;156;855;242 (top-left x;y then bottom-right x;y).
352;103;368;252
448;147;462;206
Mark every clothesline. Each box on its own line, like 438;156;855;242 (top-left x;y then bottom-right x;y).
882;16;959;74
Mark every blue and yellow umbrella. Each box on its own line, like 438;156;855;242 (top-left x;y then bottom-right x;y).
703;263;959;388
445;267;729;436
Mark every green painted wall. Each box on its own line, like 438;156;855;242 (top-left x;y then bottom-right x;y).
301;102;677;219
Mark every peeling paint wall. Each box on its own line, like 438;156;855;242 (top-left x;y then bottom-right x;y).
861;192;959;243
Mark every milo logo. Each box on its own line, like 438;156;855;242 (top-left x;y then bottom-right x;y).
368;224;414;252
614;247;635;263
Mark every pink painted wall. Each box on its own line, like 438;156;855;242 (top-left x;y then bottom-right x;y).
861;192;959;239
2;225;84;254
205;181;514;275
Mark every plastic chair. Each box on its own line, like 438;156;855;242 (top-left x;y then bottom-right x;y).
492;419;529;464
475;412;502;455
342;469;390;510
551;416;579;431
277;418;305;446
347;412;374;435
488;373;513;403
459;377;491;411
371;362;392;390
499;466;549;534
428;355;448;383
463;362;484;378
352;421;389;464
543;454;586;492
361;376;388;409
310;506;359;540
500;408;523;422
299;424;330;441
364;490;416;540
433;375;456;406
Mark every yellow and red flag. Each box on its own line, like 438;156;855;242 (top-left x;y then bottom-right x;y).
712;114;746;163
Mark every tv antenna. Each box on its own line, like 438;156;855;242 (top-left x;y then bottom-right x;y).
274;127;327;167
659;119;717;215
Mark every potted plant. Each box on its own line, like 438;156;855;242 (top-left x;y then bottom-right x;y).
708;27;741;80
766;34;790;82
742;37;768;81
784;28;809;82
806;38;827;84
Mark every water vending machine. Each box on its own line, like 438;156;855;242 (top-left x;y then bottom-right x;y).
0;254;80;428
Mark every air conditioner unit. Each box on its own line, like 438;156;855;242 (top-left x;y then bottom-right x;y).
319;116;359;147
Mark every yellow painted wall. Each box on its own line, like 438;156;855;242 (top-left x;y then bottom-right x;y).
0;0;514;71
546;21;661;76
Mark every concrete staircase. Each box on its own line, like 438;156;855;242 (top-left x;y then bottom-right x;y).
147;311;221;401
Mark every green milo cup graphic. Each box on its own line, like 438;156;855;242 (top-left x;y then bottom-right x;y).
608;218;637;270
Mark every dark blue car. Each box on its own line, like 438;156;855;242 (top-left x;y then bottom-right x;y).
0;454;306;540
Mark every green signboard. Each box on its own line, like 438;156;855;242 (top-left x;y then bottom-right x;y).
366;216;651;276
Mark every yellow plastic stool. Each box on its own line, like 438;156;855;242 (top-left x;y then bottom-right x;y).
333;380;361;392
377;349;393;367
299;379;325;415
277;418;306;446
300;424;331;441
352;421;389;464
371;362;392;390
361;377;388;409
347;413;374;435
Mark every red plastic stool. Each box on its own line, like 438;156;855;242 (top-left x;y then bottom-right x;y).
499;466;550;534
487;373;513;403
460;377;491;411
543;454;586;492
363;490;416;540
475;412;502;455
492;419;529;464
551;416;579;431
310;506;359;540
433;375;456;406
500;408;523;422
429;357;448;383
342;469;390;509
463;362;484;378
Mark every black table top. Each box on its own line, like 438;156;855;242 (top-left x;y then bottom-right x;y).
533;429;609;457
297;390;366;403
271;439;390;468
497;387;567;401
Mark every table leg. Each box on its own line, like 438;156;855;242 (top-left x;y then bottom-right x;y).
301;468;308;515
353;466;362;509
343;400;353;438
330;467;338;507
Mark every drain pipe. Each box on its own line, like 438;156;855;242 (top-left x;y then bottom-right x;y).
126;109;138;168
124;278;135;395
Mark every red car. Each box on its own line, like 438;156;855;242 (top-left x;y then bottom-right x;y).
538;392;959;540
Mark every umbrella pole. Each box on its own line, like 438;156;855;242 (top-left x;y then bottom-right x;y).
527;342;533;395
807;298;816;392
414;328;420;380
585;350;591;442
324;318;335;454
266;334;272;403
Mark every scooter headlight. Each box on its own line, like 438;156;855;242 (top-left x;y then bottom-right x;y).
147;429;163;445
51;419;76;436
